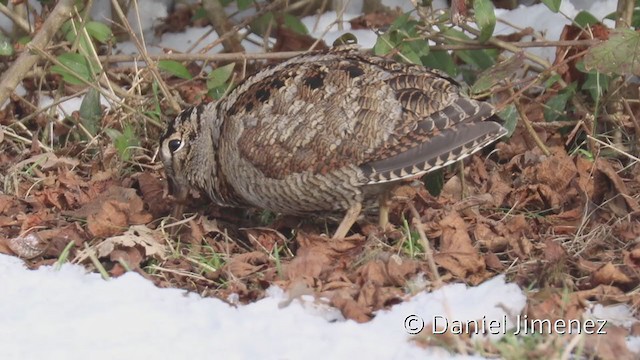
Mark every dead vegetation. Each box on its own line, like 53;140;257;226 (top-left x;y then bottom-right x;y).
0;0;639;358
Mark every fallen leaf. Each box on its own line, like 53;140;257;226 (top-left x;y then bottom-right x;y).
64;187;153;237
94;225;167;260
591;262;634;288
433;212;485;279
6;232;48;259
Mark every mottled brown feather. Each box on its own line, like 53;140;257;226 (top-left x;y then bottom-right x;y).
160;45;506;216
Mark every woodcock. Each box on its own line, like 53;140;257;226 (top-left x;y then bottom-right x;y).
160;45;507;238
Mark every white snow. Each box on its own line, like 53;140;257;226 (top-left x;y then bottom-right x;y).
0;254;524;359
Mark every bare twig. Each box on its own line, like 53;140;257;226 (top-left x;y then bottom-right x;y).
202;0;245;53
110;0;181;113
99;50;305;64
407;203;442;287
513;92;551;156
0;0;74;106
91;39;604;66
0;2;32;34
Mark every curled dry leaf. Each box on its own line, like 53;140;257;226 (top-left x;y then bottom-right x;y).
8;152;79;174
134;172;171;217
584;325;636;360
434;212;485;279
7;232;48;259
594;159;640;216
110;247;144;271
224;251;270;278
331;290;372;323
64;187;153;237
591;262;634;288
95;225;167;260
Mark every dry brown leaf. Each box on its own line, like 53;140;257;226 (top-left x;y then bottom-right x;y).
487;172;512;207
591;262;634;287
224;259;265;278
285;245;332;280
8;152;79;173
528;288;584;322
64;187;153;237
543;238;567;263
475;222;508;251
584;325;635;360
484;252;505;270
433;212;485;278
521;148;577;191
110;247;144;270
135;172;171;217
595;159;640;215
386;254;420;286
358;259;388;286
331;291;372;323
95;225;166;260
6;232;47;259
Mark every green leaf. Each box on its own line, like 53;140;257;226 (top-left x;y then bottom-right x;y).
283;14;308;35
390;12;411;31
442;28;495;69
544;84;576;122
399;41;422;64
207;63;235;89
576;61;610;102
472;52;525;95
249;12;274;36
158;60;192;80
105;125;139;161
543;74;562;88
473;0;496;43
498;104;517;137
0;32;13;56
584;29;640;75
574;11;599;27
86;21;113;43
541;0;561;13
422;169;444;197
79;88;102;136
421;51;457;76
51;52;94;85
373;33;394;55
237;0;253;10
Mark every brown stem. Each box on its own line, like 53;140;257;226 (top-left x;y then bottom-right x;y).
513;93;551;156
0;0;75;106
0;2;32;34
110;0;181;114
202;0;245;53
407;203;442;287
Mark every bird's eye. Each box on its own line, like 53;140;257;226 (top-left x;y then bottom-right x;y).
168;139;183;153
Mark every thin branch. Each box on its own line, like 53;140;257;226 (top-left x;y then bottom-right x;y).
0;2;32;34
109;0;181;114
202;0;245;53
514;95;551;156
407;203;442;288
0;0;74;106
92;39;603;65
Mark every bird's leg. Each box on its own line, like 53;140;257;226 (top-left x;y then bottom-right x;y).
333;202;362;239
378;190;391;231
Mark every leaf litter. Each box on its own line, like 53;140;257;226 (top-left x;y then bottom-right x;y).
1;5;640;358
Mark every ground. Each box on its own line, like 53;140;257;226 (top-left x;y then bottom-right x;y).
0;0;639;358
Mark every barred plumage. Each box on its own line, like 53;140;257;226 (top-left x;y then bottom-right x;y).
160;45;506;238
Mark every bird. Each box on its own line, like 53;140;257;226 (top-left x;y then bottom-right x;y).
160;45;507;239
